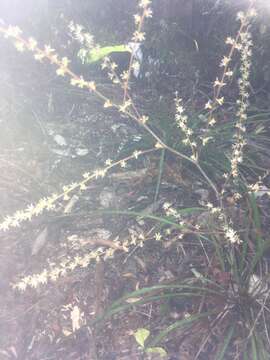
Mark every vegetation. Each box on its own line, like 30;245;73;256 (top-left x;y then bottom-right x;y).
1;0;270;359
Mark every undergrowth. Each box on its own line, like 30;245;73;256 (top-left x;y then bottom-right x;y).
1;0;270;358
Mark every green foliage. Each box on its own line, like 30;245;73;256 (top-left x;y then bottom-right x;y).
78;44;130;64
134;328;150;348
133;328;167;357
146;347;167;357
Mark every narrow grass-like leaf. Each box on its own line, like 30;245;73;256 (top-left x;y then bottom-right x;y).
95;208;203;230
215;324;236;360
93;292;204;325
239;230;249;275
148;312;213;348
247;193;265;274
249;193;263;249
154;148;165;202
109;283;225;310
210;233;226;271
251;334;258;360
93;280;225;327
254;333;269;360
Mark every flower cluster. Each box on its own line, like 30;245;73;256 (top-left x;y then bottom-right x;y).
123;0;152;97
68;21;95;49
0;195;58;231
101;56;122;85
247;174;270;196
203;8;256;135
175;96;197;161
230;11;255;178
0;25;102;97
132;0;152;43
223;225;242;244
12;243;124;291
163;202;183;222
0;148;155;231
203;39;234;129
205;202;223;218
12;226;148;291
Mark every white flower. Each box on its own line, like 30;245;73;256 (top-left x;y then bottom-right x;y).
27;37;37;50
132;31;145;43
139;0;151;8
205;100;212;110
134;14;141;24
14;41;25;52
5;25;22;38
56;67;66;76
105;159;112;166
139;115;149;124
226;37;235;45
224;226;242;244
104;99;113;108
220;56;230;67
133;150;142;159
144;8;153;18
155;142;164;149
163;202;171;210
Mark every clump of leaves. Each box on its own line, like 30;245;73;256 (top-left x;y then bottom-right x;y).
98;193;270;359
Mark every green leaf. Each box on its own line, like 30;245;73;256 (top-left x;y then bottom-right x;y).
251;334;258;360
134;328;150;348
95;208;203;230
149;312;213;348
79;44;130;64
109;283;223;310
154;148;165;202
248;193;265;274
92;282;224;326
146;347;167;357
215;324;235;360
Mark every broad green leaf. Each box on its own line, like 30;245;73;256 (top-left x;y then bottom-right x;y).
146;347;167;357
134;328;150;348
79;44;130;64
